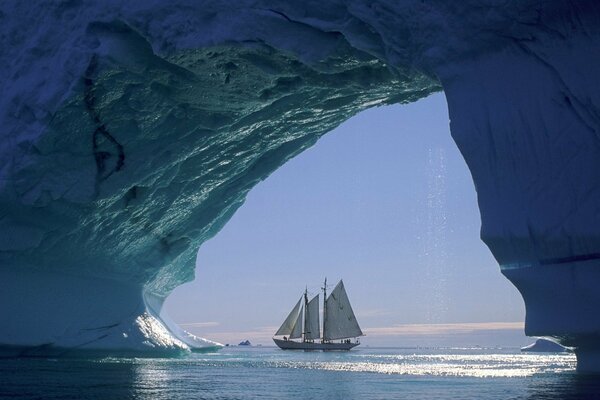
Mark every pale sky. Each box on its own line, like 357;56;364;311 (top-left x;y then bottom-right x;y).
163;92;529;347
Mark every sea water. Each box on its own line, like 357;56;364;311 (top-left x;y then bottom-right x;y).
1;347;599;399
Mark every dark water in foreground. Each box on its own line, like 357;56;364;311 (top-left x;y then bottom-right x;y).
1;347;600;399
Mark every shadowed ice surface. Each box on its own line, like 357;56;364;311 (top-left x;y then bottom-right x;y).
2;347;598;400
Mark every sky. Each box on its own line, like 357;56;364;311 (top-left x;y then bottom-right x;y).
163;92;529;347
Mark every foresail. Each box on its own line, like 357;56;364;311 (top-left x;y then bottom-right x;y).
304;294;320;340
323;280;363;340
275;297;302;336
290;305;303;339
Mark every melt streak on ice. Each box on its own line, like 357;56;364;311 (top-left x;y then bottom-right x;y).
0;1;599;368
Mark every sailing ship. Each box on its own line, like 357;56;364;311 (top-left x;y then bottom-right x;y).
273;279;364;350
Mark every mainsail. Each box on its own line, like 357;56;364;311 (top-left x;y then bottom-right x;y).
289;306;303;339
323;280;363;340
275;297;302;336
304;294;320;340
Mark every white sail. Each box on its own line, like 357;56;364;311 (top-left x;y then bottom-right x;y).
304;294;320;340
275;297;302;336
323;280;363;340
289;305;303;339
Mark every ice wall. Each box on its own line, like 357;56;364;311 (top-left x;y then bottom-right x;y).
438;4;600;371
0;0;439;355
1;0;599;366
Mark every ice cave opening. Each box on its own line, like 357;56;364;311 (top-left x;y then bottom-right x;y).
163;94;528;349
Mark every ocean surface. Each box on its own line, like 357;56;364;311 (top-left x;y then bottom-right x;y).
2;346;600;399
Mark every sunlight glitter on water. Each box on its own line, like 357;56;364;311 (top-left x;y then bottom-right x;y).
272;353;576;378
95;348;577;378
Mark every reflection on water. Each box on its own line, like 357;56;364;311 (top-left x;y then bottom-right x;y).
294;353;574;377
0;357;138;399
1;348;598;400
525;373;600;400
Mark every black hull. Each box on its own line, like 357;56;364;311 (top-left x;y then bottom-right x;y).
273;338;359;351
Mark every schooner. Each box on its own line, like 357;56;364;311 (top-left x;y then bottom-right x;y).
273;279;364;350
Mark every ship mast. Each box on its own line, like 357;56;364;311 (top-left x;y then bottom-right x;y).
303;286;308;343
322;277;327;343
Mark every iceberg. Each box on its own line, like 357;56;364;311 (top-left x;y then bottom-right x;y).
0;1;599;369
521;339;570;354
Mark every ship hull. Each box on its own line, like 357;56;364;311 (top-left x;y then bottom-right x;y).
273;338;359;351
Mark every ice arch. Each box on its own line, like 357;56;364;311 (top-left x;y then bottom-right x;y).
1;1;599;370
